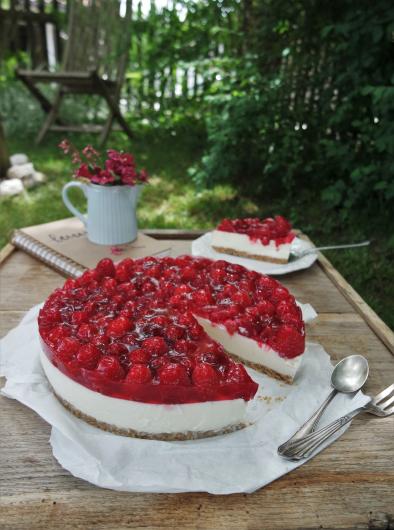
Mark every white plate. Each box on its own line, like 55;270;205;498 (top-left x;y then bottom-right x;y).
192;232;318;275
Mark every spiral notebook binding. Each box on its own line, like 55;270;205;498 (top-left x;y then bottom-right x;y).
11;230;86;278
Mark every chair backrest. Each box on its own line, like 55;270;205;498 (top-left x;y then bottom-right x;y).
62;0;132;83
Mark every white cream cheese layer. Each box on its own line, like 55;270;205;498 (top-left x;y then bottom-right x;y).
40;350;247;434
211;230;291;260
196;316;302;380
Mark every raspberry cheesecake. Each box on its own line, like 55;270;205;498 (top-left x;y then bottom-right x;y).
38;255;305;439
211;216;296;263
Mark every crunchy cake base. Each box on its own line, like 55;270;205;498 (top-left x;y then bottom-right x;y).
225;351;293;385
212;246;288;264
52;390;248;441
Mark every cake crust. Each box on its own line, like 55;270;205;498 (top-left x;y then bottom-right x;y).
53;390;248;441
212;246;288;264
225;351;293;384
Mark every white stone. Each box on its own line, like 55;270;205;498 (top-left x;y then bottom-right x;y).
6;163;35;180
24;172;47;189
0;178;24;196
9;153;29;166
33;171;47;184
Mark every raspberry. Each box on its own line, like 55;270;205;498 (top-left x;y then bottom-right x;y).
275;215;292;236
275;300;299;319
76;344;101;369
129;348;151;364
257;276;277;292
226;364;249;383
96;356;125;380
91;335;110;350
174;339;196;355
224;319;237;335
106;317;131;338
256;300;275;316
217;219;234;232
174;284;191;296
177;312;196;327
181;266;197;281
141;279;157;293
115;263;131;282
192;364;219;386
142;336;168;355
71;310;89;325
119;300;137;318
191;288;213;306
166;325;185;341
159;363;190;385
210;267;226;283
271;287;290;303
48;325;70;344
76;270;94;286
101;277;117;294
269;324;305;358
145;265;161;278
168;294;186;309
77;323;96;340
122;333;138;346
96;258;116;279
188;322;204;340
175;255;192;267
56;337;80;362
64;278;77;291
152;315;169;327
126;364;152;384
107;343;128;356
231;290;251;307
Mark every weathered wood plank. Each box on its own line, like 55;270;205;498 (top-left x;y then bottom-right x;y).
317;251;394;355
0;383;393;529
0;242;14;265
0;236;393;530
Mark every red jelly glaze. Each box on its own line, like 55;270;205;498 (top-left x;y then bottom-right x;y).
38;256;305;404
216;216;295;247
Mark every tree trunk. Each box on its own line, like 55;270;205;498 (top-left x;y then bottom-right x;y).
0;121;9;178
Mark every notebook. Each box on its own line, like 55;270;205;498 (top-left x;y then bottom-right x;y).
11;218;172;278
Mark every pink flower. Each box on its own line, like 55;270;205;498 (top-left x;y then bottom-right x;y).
138;169;149;183
75;163;92;179
58;139;70;154
91;169;115;185
120;153;134;166
110;246;125;255
105;158;122;176
107;149;122;162
121;165;137;185
61;141;148;188
82;145;100;162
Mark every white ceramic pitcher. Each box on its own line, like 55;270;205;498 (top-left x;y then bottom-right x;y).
62;182;142;245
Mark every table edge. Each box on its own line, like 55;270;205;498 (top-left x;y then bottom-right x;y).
1;229;393;356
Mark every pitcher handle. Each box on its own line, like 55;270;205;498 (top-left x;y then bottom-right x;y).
62;181;88;227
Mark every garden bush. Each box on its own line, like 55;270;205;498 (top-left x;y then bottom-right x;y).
194;0;394;226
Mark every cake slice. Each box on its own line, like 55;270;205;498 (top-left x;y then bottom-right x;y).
211;216;296;263
38;276;258;440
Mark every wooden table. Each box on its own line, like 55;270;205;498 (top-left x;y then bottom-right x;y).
1;231;393;530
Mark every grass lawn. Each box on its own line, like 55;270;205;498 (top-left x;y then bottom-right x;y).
1;128;393;330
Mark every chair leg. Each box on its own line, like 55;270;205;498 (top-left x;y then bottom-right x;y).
98;80;133;139
36;89;64;145
98;111;114;147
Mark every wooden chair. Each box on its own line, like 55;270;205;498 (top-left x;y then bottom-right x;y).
16;0;133;146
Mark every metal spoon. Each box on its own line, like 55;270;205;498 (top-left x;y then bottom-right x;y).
289;240;370;262
278;354;369;455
